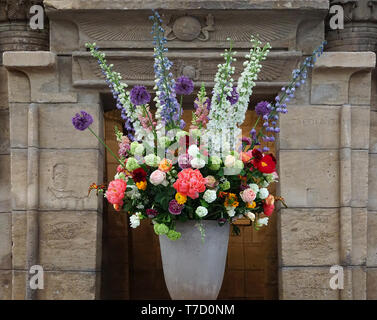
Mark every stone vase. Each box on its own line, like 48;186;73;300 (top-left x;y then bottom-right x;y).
159;220;230;300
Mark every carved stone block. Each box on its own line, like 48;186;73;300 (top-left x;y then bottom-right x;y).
278;105;340;150
39;149;104;211
12;270;99;300
279;267;339;300
0;155;10;212
351;106;371;150
352;208;368;266
279;208;339;266
12;211;26;270
39;211;102;271
278;150;339;207
0;212;11;269
0;110;9;154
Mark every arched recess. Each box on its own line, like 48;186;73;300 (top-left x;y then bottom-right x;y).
100;93;279;300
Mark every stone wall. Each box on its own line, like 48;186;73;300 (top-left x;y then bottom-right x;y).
2;51;104;299
278;52;376;299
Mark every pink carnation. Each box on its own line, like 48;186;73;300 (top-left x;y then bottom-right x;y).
105;179;127;206
240;188;256;203
150;170;166;186
173;168;206;199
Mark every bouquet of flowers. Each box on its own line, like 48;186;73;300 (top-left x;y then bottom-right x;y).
72;11;326;241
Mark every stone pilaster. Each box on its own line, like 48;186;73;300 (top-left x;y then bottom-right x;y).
277;52;376;300
3;51;103;299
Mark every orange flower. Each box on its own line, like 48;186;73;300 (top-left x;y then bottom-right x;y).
113;204;121;211
265;194;275;206
136;180;147;190
224;193;239;207
247;201;256;209
159;158;173;172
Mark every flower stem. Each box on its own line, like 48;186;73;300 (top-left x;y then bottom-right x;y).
88;127;124;167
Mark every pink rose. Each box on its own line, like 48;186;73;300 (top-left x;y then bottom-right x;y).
205;175;218;189
105;179;127;206
240;188;256;203
150;170;166;186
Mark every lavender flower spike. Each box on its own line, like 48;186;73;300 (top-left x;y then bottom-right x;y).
255;101;271;116
72;111;93;131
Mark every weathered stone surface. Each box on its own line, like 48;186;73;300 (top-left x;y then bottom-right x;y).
279;105;340;150
278;150;339;207
0;110;9;154
369;154;377;211
343;267;367;300
10;149;27;211
371;111;377;154
367;268;377;300
315;52;376;70
351;151;369;208
311;52;375;105
368;211;377;267
0;155;10;212
39;149;104;211
351;106;370;150
9;103;28;148
0;66;8;110
352;208;367;266
3;52;55;68
0;213;11;269
11;212;26;270
349;71;373;106
279;208;339;266
6;70;30;103
279;267;339;300
44;0;329;10
0;271;12;300
39;211;101;271
12;270;99;300
38;103;102;149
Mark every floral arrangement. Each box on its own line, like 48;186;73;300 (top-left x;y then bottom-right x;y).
73;11;326;241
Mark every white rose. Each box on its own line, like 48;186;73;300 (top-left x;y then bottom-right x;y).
203;189;217;203
191;157;205;169
224;155;236;168
249;183;259;193
188;145;200;157
195;206;208;218
130;213;141;228
257;217;269;227
258;188;269;200
246;211;256;221
226;207;236;217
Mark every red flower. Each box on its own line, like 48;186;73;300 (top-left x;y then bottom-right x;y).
263;203;275;216
131;167;147;183
256;154;276;174
252;149;263;161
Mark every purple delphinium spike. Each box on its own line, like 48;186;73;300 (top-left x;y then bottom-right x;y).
175;76;194;95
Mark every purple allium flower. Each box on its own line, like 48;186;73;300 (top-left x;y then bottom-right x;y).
178;153;192;169
227;87;239;105
175;76;194;95
168;199;184;215
146;208;158;218
255;101;271;116
130;85;151;106
72;111;93;131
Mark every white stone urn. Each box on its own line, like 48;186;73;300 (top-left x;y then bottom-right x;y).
159;220;230;300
